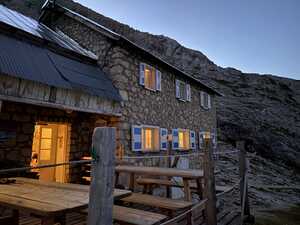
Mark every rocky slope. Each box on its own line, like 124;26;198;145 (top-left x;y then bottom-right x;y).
2;0;300;170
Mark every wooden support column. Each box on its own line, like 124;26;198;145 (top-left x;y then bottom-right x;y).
88;127;116;225
0;100;2;112
166;137;172;198
237;141;252;223
203;133;217;225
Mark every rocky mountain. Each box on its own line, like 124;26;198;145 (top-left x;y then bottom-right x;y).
2;0;300;170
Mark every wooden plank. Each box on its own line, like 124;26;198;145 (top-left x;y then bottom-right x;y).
137;178;223;192
121;193;193;211
0;193;66;216
116;165;205;179
15;178;131;200
0;178;130;218
87;127;116;225
113;205;167;225
183;179;192;201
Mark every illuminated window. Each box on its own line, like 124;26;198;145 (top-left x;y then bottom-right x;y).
144;65;156;90
142;126;159;151
144;128;153;150
140;63;161;91
178;129;190;150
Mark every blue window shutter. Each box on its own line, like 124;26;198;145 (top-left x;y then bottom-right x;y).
172;129;179;150
132;125;142;151
186;84;191;102
175;80;180;98
199;131;205;150
156;70;162;91
139;63;145;86
160;128;168;150
190;130;196;149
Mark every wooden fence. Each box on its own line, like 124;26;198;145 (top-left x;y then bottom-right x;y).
87;128;251;225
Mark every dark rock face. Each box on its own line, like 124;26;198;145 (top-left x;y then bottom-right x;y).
3;0;300;169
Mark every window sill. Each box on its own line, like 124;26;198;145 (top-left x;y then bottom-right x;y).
144;86;157;92
201;106;211;111
141;149;161;153
177;98;187;102
173;148;190;151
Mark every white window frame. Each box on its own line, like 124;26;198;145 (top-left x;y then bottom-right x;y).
178;80;187;101
176;79;191;102
178;128;190;150
139;63;161;92
141;125;160;152
200;91;211;110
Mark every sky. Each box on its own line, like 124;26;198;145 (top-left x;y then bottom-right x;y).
74;0;300;80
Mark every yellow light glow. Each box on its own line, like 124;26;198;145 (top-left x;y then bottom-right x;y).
179;131;184;148
203;132;211;140
145;128;152;149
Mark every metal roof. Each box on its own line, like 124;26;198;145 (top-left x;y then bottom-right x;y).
0;30;121;102
0;4;97;60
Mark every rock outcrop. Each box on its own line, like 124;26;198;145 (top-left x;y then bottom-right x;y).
2;0;300;169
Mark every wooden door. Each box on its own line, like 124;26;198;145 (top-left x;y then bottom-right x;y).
38;125;58;181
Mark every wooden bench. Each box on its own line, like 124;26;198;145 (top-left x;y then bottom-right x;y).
137;178;232;195
82;205;167;225
120;193;193;212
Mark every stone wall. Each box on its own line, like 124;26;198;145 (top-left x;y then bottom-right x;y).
0;100;117;182
49;15;217;155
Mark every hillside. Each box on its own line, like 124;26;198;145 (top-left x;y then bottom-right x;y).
2;0;300;170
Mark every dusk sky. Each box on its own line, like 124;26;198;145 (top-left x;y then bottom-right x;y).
74;0;300;80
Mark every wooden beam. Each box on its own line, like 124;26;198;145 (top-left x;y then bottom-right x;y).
203;136;217;225
88;127;116;225
0;94;121;117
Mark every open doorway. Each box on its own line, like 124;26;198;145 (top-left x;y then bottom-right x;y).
31;123;70;183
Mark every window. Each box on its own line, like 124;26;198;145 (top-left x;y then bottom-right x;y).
200;91;211;109
139;63;161;91
144;65;156;90
172;129;194;150
178;129;190;150
179;81;186;100
132;125;160;152
176;80;191;102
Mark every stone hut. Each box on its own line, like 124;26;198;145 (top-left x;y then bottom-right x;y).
0;0;222;184
40;1;222;160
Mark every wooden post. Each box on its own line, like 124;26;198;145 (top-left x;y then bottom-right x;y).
166;138;172;198
87;127;116;225
203;134;217;225
237;141;251;223
0;100;2;112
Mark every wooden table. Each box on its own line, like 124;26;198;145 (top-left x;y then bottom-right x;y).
115;165;206;201
0;178;131;225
